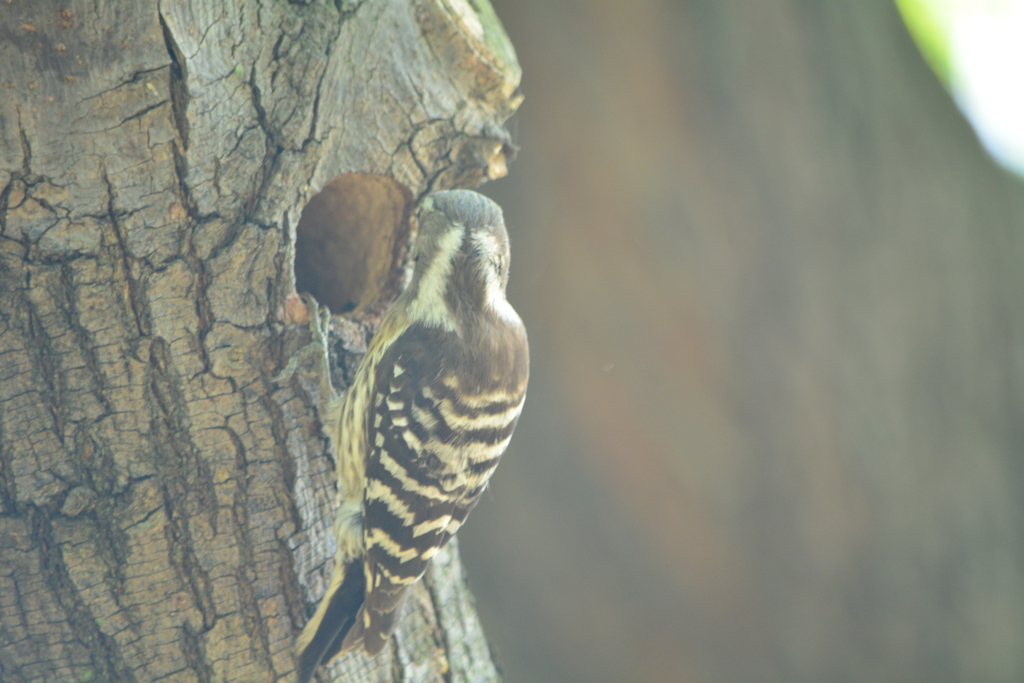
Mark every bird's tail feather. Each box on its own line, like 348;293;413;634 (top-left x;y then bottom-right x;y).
295;559;365;683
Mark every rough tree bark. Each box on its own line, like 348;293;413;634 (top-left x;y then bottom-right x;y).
0;2;520;682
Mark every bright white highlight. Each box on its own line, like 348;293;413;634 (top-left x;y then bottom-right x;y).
948;2;1024;176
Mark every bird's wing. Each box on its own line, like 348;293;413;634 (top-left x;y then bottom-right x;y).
342;323;520;655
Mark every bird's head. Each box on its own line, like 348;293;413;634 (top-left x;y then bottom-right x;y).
406;190;518;330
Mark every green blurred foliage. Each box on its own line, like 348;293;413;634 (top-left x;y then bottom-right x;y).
895;0;952;83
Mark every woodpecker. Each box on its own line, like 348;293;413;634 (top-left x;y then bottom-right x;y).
295;189;529;682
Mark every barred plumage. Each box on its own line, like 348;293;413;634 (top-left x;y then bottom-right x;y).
295;190;529;682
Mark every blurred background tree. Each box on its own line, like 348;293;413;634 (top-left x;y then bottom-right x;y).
461;1;1024;682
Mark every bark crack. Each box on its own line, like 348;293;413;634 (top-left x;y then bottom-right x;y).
30;507;139;683
58;260;116;418
158;11;191;150
0;414;16;512
148;339;218;631
102;169;150;339
24;301;66;447
17;107;33;177
118;99;172;127
78;65;171;106
304;3;347;148
244;66;287;228
181;620;214;683
261;392;305;537
221;422;278;679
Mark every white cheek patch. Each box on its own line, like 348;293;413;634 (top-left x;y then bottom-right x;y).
472;230;522;325
406;225;464;331
487;283;522;325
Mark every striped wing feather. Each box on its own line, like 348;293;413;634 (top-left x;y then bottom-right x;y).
342;322;526;654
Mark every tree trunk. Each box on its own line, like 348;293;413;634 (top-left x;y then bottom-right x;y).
0;2;519;682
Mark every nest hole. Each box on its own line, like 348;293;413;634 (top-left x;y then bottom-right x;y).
294;173;413;315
